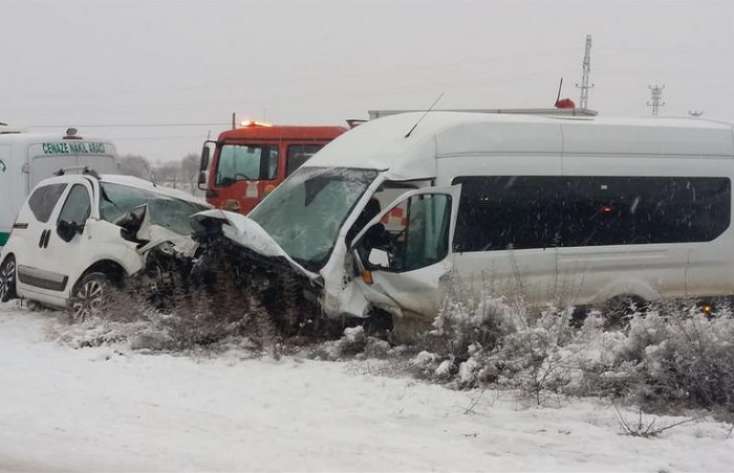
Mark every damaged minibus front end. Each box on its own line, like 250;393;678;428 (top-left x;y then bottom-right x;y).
188;164;461;337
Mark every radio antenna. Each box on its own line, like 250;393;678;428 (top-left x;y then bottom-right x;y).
556;78;563;103
404;92;444;138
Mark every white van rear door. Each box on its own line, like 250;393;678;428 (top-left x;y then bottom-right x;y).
351;185;461;320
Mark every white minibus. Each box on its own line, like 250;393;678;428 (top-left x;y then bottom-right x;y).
198;111;734;331
0;128;118;246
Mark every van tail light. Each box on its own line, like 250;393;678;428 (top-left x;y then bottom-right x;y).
361;270;374;285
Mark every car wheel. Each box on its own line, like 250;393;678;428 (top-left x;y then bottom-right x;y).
68;272;108;322
0;256;17;302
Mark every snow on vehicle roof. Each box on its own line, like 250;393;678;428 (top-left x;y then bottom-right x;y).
99;174;209;207
306;111;734;181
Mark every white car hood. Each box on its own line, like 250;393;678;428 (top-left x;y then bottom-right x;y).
192;209;319;280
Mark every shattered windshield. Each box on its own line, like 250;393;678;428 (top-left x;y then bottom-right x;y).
249;166;378;270
100;182;208;235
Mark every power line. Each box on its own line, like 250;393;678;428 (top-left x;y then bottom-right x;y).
27;122;230;129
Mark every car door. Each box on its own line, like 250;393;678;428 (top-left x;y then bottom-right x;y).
43;180;95;299
13;182;69;303
351;185;461;320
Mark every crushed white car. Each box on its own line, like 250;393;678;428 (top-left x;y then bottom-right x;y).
0;170;209;319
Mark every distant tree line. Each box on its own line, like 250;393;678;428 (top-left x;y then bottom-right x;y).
118;153;200;195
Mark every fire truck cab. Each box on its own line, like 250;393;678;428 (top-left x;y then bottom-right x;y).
198;121;346;214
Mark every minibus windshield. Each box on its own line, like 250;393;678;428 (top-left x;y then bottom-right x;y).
249;166;378;271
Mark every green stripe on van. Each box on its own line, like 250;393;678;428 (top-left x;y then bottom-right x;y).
0;232;9;246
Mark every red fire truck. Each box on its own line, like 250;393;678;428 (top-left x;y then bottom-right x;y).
198;120;347;214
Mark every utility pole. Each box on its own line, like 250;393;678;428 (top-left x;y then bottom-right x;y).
647;84;665;116
576;34;594;110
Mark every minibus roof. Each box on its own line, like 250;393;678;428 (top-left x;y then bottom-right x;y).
305;112;734;181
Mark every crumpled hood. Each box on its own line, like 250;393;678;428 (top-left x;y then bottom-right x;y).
192;209;319;280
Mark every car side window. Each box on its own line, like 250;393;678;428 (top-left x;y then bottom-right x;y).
58;184;91;227
28;184;67;223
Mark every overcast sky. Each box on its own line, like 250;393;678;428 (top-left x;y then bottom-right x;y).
3;0;733;162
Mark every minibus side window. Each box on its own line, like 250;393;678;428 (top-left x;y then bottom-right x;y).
451;175;731;252
562;176;730;246
452;176;562;252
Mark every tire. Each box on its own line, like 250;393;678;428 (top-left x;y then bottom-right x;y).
68;272;108;322
0;255;17;302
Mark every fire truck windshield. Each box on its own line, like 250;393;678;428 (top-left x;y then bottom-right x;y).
215;144;279;186
249;166;378;271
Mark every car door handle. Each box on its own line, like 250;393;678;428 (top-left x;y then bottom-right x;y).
38;230;51;249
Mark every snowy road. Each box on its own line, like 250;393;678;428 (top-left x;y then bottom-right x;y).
1;301;733;473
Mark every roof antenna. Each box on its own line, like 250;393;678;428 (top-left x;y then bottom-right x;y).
554;77;576;109
404;92;444;138
556;78;563;104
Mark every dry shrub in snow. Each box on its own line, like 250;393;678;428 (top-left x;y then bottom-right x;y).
411;278;734;414
411;280;579;403
579;305;734;414
55;272;280;355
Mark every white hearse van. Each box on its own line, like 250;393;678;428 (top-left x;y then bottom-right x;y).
196;111;734;330
0;129;118;247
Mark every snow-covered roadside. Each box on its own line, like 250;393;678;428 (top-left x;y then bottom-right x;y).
1;301;732;473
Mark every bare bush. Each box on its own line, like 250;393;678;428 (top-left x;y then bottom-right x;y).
614;406;697;438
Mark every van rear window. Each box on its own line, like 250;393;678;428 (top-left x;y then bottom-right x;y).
28;184;67;223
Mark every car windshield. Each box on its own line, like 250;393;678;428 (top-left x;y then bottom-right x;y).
99;182;208;236
249;166;378;270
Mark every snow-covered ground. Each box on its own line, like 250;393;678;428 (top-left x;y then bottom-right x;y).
1;301;733;473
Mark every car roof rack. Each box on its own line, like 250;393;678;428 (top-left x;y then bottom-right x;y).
53;166;101;179
368;108;599;120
